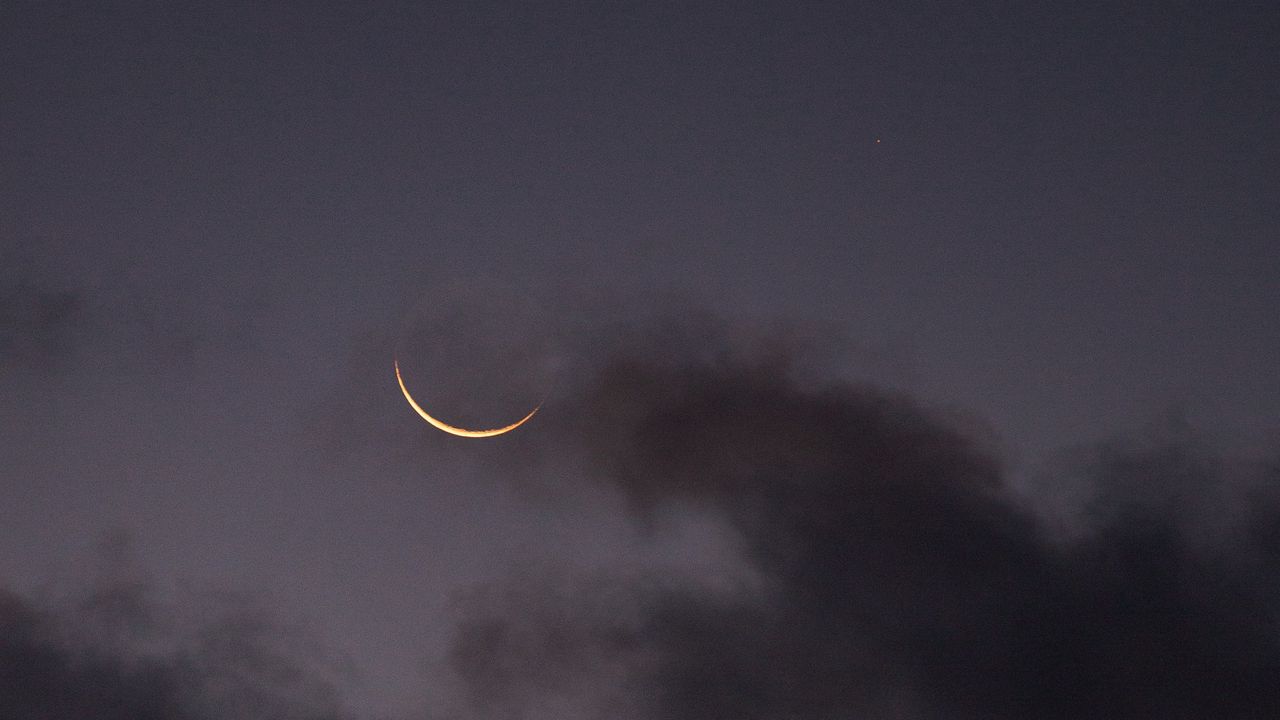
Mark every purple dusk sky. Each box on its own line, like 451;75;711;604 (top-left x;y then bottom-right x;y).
3;2;1278;718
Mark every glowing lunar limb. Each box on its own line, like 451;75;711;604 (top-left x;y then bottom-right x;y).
394;358;539;438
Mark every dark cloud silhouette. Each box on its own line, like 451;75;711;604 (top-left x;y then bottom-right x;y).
445;573;656;720
0;589;187;720
446;326;1280;719
0;570;352;720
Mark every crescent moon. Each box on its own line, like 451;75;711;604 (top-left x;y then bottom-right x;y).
394;358;540;438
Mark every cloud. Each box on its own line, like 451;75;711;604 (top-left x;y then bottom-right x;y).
0;555;352;720
444;319;1280;719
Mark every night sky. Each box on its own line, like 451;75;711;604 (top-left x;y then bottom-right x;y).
3;2;1280;718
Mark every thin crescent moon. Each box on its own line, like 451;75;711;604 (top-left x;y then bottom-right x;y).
394;358;540;438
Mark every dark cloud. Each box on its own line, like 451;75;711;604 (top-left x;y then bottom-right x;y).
446;323;1280;719
445;573;656;720
0;589;187;720
0;562;352;720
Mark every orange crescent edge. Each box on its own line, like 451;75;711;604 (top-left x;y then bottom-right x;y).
394;358;540;438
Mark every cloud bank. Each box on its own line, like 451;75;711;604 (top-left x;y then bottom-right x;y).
0;561;351;720
5;305;1277;720
445;323;1280;719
